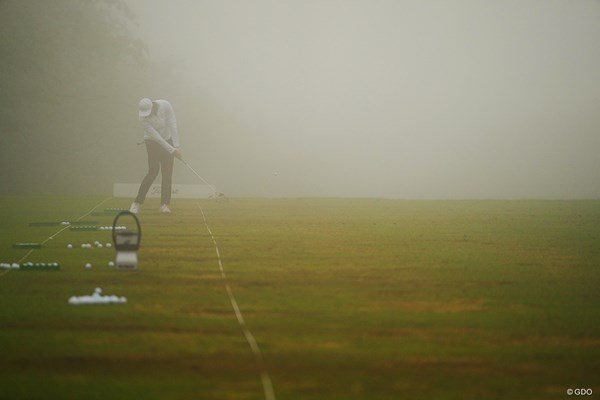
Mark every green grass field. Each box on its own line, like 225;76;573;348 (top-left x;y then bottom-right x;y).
0;196;598;399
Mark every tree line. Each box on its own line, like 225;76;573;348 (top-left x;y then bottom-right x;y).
0;0;149;194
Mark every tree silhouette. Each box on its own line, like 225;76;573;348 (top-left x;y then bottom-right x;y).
0;0;148;194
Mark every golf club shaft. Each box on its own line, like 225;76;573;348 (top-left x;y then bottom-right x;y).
138;143;217;191
180;159;213;187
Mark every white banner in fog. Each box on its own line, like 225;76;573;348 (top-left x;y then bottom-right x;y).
113;183;216;198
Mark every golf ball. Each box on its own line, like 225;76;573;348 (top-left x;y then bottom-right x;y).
68;296;80;305
67;244;73;249
85;263;92;269
108;261;115;267
106;243;112;248
97;243;103;248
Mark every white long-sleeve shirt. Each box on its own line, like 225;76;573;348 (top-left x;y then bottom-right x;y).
139;99;180;153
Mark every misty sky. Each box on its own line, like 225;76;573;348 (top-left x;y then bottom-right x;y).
126;0;600;198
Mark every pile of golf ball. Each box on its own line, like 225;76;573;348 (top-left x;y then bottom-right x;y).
0;263;20;269
68;287;127;305
70;225;98;231
1;262;60;270
99;226;127;231
22;262;60;270
70;242;111;249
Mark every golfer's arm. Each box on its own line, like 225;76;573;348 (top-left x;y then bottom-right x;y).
141;120;175;153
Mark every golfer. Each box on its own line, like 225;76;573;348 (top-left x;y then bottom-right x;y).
130;98;182;214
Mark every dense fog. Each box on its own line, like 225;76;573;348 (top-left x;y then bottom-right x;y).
2;0;599;198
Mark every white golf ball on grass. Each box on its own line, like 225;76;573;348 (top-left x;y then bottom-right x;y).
68;296;80;305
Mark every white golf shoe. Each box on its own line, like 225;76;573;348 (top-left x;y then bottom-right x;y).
160;204;171;214
129;202;141;214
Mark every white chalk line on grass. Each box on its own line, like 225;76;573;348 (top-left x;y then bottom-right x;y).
197;204;276;400
0;197;112;278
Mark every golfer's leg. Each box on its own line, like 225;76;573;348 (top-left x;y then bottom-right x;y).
135;141;161;204
160;149;175;206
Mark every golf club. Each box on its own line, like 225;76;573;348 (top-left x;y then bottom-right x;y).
137;141;225;199
179;159;227;200
180;159;211;186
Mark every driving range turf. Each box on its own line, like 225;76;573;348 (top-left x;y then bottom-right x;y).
0;196;598;399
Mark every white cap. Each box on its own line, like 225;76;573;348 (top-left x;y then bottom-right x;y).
138;98;153;118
